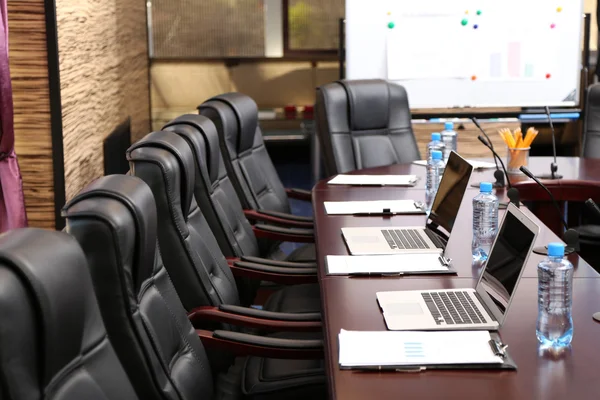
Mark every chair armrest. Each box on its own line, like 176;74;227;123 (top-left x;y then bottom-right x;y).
244;209;313;229
219;304;321;321
197;329;324;359
231;261;317;284
188;306;321;332
253;224;314;243
258;209;314;223
240;255;316;268
285;188;312;202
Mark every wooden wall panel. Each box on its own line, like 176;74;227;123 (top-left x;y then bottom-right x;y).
57;0;150;201
8;0;55;229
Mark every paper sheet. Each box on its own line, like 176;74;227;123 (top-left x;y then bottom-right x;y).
338;330;503;368
412;159;497;170
327;174;418;186
326;254;448;275
324;200;425;215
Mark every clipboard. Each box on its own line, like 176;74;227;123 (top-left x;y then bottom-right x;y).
325;254;457;276
338;330;517;371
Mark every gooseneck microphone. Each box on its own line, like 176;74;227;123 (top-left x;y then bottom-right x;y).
477;136;520;208
519;166;578;255
537;107;563;180
471;117;505;188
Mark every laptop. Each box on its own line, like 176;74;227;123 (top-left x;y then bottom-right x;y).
341;151;473;255
376;204;539;331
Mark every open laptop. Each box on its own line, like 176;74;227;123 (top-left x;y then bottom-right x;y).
341;151;473;255
376;204;539;330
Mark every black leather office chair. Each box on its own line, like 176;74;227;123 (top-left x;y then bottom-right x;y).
583;83;600;159
63;175;326;400
0;228;139;400
575;84;600;271
315;79;421;176
126;130;322;313
198;94;316;261
161;114;317;279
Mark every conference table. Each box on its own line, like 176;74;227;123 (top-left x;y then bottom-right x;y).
311;156;600;400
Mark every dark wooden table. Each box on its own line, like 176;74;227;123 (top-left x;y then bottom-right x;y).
312;156;600;400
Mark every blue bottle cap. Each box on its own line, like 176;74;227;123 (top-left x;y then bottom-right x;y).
480;182;493;193
432;150;443;160
431;132;441;141
444;122;454;130
547;242;565;257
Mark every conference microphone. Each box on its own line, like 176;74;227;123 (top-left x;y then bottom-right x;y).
471;117;505;189
477;135;521;208
519;166;578;255
536;106;563;180
585;198;600;223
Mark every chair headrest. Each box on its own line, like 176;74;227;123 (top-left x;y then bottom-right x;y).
0;228;102;387
128;131;196;219
163;114;221;185
207;92;258;154
62;175;158;293
338;79;390;131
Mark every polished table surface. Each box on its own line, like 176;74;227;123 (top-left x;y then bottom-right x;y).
312;156;600;400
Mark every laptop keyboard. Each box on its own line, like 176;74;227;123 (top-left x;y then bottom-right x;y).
421;291;487;325
381;229;428;250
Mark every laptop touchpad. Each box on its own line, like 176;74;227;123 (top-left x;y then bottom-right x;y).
386;302;424;315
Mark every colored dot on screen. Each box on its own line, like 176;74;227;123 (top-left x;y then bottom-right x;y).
473;24;478;29
550;23;556;29
388;21;395;29
476;10;482;15
546;73;551;79
387;11;391;16
465;10;469;15
461;19;468;26
471;75;477;81
557;7;562;12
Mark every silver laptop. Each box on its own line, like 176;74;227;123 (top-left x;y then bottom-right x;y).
376;204;539;330
342;151;473;255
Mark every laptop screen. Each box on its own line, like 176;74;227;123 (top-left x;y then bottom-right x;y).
429;151;474;233
478;208;537;318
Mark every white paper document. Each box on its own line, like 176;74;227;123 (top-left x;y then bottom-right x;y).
324;200;425;215
326;254;448;275
412;159;497;170
327;174;418;186
338;330;503;368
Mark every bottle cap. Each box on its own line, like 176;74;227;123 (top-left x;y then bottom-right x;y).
431;132;441;141
432;150;443;160
444;122;454;130
547;242;565;257
480;182;493;193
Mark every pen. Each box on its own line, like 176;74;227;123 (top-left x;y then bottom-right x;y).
348;272;405;277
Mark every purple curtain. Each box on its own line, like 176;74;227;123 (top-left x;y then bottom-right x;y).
0;0;27;232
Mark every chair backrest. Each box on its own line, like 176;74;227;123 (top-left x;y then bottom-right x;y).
198;93;291;214
315;79;420;176
162;114;261;259
583;83;600;159
126;132;245;308
62;175;215;400
0;228;138;400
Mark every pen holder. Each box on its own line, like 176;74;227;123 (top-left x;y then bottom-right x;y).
506;147;530;174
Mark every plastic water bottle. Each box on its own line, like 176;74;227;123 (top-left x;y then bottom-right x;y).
536;243;574;350
426;133;446;162
425;150;445;212
441;121;457;161
471;182;499;261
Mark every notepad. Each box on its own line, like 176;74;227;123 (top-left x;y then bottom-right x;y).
338;330;504;369
412;159;496;170
326;254;451;275
324;200;425;215
327;174;418;186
